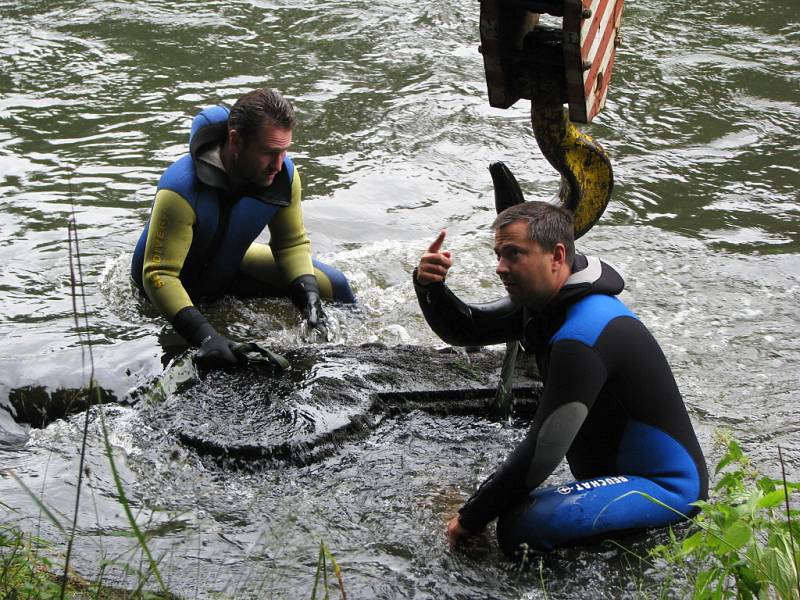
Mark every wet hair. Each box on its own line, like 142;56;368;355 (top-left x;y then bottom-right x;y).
227;88;296;145
492;202;575;263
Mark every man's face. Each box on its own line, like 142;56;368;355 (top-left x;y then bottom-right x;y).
493;219;559;309
233;124;292;187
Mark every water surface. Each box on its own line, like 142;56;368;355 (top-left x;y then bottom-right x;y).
1;0;798;597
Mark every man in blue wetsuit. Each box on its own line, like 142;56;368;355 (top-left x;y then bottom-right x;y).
132;88;355;366
413;201;708;556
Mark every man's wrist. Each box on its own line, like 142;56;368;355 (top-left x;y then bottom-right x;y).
455;510;482;535
412;266;440;288
288;274;320;308
172;306;217;347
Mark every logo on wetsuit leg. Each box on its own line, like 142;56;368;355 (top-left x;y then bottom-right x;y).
555;476;630;495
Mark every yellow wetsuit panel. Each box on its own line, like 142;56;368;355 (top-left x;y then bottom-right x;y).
265;168;314;282
239;243;336;299
239;243;281;286
141;189;196;319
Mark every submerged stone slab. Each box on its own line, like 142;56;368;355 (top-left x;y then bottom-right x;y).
5;384;118;429
138;344;542;465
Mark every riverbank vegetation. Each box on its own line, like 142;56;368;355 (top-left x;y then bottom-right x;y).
0;518;174;599
644;432;800;599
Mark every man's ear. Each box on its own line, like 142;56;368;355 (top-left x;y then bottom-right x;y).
228;128;242;151
552;243;567;270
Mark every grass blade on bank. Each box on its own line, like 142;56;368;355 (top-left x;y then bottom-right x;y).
62;205;99;599
67;211;168;595
311;541;346;600
4;471;67;536
778;446;800;599
94;381;168;594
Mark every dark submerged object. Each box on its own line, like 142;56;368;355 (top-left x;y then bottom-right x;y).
137;344;542;466
5;346;540;459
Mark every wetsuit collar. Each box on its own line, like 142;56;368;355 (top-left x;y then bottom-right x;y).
540;254;625;313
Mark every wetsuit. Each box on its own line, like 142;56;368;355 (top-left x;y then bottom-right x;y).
131;105;355;334
414;256;708;555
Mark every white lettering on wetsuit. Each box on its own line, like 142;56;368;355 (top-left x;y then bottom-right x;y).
555;476;630;495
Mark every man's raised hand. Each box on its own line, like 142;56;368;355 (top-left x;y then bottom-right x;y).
416;229;453;286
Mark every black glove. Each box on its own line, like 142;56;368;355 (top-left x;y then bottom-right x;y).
196;331;239;367
288;274;327;329
172;306;240;368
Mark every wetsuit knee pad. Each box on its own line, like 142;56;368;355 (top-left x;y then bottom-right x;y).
312;258;355;303
497;473;699;557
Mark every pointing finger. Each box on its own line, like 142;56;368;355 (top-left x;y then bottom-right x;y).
427;229;447;254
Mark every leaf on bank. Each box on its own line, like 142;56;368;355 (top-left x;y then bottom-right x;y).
721;522;752;552
756;488;787;509
682;531;704;553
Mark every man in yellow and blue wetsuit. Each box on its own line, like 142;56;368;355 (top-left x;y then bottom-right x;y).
414;201;708;556
132;88;354;366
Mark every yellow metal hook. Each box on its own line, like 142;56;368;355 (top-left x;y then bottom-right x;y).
531;102;613;240
479;0;623;239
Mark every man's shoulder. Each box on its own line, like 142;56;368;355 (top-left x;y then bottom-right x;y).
284;154;296;182
158;154;198;194
551;294;637;347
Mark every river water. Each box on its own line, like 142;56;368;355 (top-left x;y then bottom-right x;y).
0;0;798;597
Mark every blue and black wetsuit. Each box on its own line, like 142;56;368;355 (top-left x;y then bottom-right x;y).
414;256;708;555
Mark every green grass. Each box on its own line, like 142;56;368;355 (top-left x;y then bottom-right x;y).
310;541;347;600
0;517;174;599
0;522;64;599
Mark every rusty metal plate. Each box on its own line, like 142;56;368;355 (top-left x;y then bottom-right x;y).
563;0;624;123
